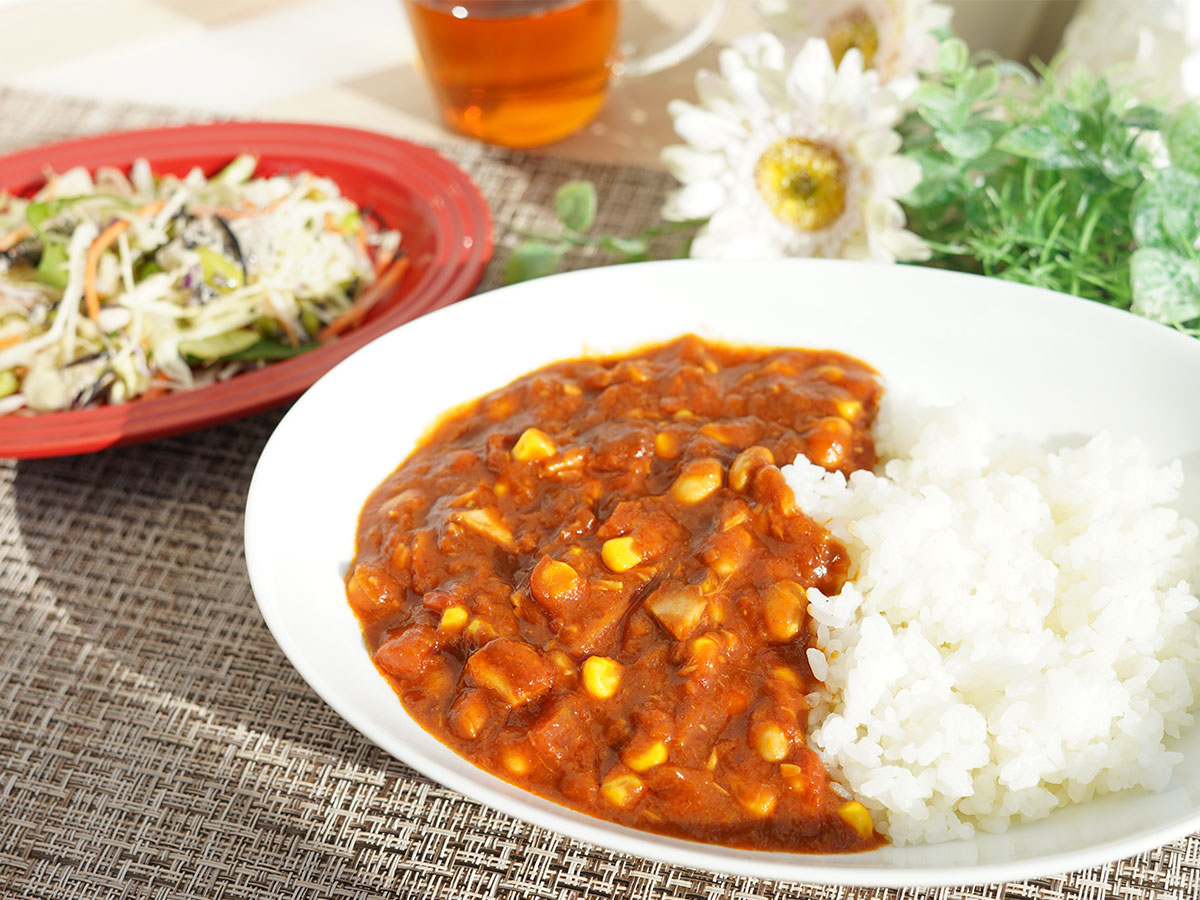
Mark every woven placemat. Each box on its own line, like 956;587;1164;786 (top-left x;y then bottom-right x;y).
1;87;1199;900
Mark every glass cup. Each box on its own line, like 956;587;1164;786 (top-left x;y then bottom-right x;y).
402;0;728;148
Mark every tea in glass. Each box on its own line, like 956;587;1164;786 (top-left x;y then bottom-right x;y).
403;0;621;148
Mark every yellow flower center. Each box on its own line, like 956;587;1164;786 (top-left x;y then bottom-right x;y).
754;138;847;231
826;8;879;69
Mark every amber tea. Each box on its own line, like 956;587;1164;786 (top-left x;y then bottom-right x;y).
403;0;621;148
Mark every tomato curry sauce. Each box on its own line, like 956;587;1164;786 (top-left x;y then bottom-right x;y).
345;335;883;852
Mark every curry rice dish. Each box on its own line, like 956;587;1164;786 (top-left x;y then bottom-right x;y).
343;334;1200;850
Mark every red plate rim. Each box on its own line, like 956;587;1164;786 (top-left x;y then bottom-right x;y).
0;121;493;458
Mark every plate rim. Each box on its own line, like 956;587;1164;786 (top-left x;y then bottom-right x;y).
245;258;1200;888
0;120;493;458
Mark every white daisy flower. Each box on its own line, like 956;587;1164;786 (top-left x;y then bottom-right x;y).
751;0;951;86
1059;0;1200;106
662;34;929;263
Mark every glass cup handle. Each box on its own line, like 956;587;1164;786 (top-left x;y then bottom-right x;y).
615;0;728;78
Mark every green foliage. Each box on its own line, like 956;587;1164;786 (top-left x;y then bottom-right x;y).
505;181;702;284
504;240;566;285
553;181;597;233
901;51;1200;332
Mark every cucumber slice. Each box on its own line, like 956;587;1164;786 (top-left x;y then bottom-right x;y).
179;329;261;361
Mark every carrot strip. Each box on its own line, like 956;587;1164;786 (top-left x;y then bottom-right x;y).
0;332;24;350
373;243;397;277
192;195;286;219
324;211;344;234
84;200;164;321
0;223;33;253
318;256;410;341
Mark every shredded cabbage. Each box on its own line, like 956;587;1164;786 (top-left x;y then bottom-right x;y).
0;155;402;415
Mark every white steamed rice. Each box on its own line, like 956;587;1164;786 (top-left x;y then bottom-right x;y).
783;399;1200;845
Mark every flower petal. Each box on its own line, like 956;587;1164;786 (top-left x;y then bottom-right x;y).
732;32;788;75
662;180;726;222
853;129;902;163
660;145;726;184
669;103;747;152
786;38;836;105
872;155;923;196
691;226;780;260
694;68;735;114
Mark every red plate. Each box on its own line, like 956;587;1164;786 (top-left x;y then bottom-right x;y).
0;122;493;458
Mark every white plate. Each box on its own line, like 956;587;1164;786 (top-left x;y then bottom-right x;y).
244;259;1200;887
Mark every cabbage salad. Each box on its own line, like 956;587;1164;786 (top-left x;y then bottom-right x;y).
0;155;403;415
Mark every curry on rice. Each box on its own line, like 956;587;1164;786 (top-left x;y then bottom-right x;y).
344;335;883;852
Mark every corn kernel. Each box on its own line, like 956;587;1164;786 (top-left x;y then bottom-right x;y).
601;536;642;573
751;722;790;762
729;446;774;491
512;427;557;462
838;801;874;839
622;739;668;773
390;541;411;570
763;581;806;642
689;634;722;666
547;649;576;679
835;397;863;421
781;764;808;792
806;416;854;470
464;618;497;644
654;431;682;459
771;666;801;686
530;558;582;609
581;656;623;700
439;605;469;634
734;783;778;817
501;748;531;777
449;691;489;740
600;773;645;809
670;458;724;504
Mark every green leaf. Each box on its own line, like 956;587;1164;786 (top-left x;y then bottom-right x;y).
903;147;962;207
937;38;968;76
504;241;566;284
1130;248;1200;324
961;67;999;103
1122;105;1164;131
554;181;597;233
1131;169;1200;250
912;83;967;132
1045;101;1081;136
995;125;1062;160
1167;102;1200;176
600;235;650;258
990;59;1036;85
35;239;70;288
937;124;997;160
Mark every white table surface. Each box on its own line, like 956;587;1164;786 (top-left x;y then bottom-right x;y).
0;0;1066;168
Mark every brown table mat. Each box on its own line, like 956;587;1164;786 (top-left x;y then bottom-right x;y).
1;87;1199;900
